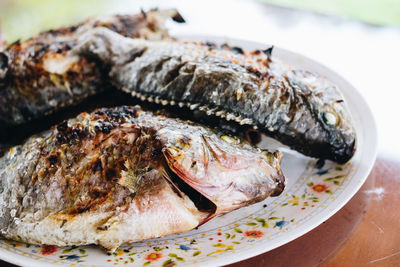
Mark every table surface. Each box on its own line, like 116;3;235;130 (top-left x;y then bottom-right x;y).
228;157;400;266
1;0;399;266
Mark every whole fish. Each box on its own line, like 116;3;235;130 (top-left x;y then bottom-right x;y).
75;28;356;163
0;9;183;126
0;105;284;251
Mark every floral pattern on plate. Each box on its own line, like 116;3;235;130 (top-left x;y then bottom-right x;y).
0;159;354;266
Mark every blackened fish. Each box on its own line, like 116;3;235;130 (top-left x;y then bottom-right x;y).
0;9;182;126
74;28;356;163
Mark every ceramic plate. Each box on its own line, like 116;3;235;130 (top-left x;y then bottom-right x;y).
0;36;377;267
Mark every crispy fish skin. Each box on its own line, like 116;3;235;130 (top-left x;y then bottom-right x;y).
75;28;356;163
0;9;182;126
0;106;284;251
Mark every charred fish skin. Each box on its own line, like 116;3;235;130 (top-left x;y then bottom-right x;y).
0;105;284;251
0;9;183;127
75;28;356;163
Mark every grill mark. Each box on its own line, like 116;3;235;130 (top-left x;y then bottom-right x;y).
105;167;119;181
121;48;147;66
163;62;185;86
92;158;103;172
89;187;109;198
47;154;59;167
154;56;171;72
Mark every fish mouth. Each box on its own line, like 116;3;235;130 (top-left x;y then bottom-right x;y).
161;162;217;225
315;120;356;164
160;134;285;219
328;136;356;164
279;131;356;164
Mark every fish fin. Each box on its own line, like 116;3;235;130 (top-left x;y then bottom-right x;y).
148;8;186;23
171;11;186;23
262;45;274;58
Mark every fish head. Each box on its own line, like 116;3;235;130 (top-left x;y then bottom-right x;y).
160;128;284;215
285;70;356;163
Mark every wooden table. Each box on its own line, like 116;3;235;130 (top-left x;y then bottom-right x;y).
228;157;400;266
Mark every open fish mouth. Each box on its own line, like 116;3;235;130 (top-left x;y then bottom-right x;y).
161;129;285;218
160;162;217;223
0;106;284;251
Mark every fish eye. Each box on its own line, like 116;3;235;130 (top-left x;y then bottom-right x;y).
221;135;240;145
322;111;338;126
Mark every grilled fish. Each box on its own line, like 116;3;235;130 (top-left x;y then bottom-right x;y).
74;28;356;163
0;105;284;251
0;9;183;126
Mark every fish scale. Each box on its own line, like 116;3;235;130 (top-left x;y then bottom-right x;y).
0;105;284;251
74;27;356;163
0;13;356;164
0;9;183;127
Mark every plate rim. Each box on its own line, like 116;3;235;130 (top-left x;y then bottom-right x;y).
0;35;378;267
177;34;378;267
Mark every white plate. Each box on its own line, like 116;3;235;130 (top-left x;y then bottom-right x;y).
0;36;377;267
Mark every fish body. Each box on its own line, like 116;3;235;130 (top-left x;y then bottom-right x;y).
0;9;182;126
0;106;284;251
75;28;356;163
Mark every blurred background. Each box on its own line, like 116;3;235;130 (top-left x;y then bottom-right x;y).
1;0;399;41
1;0;400;158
